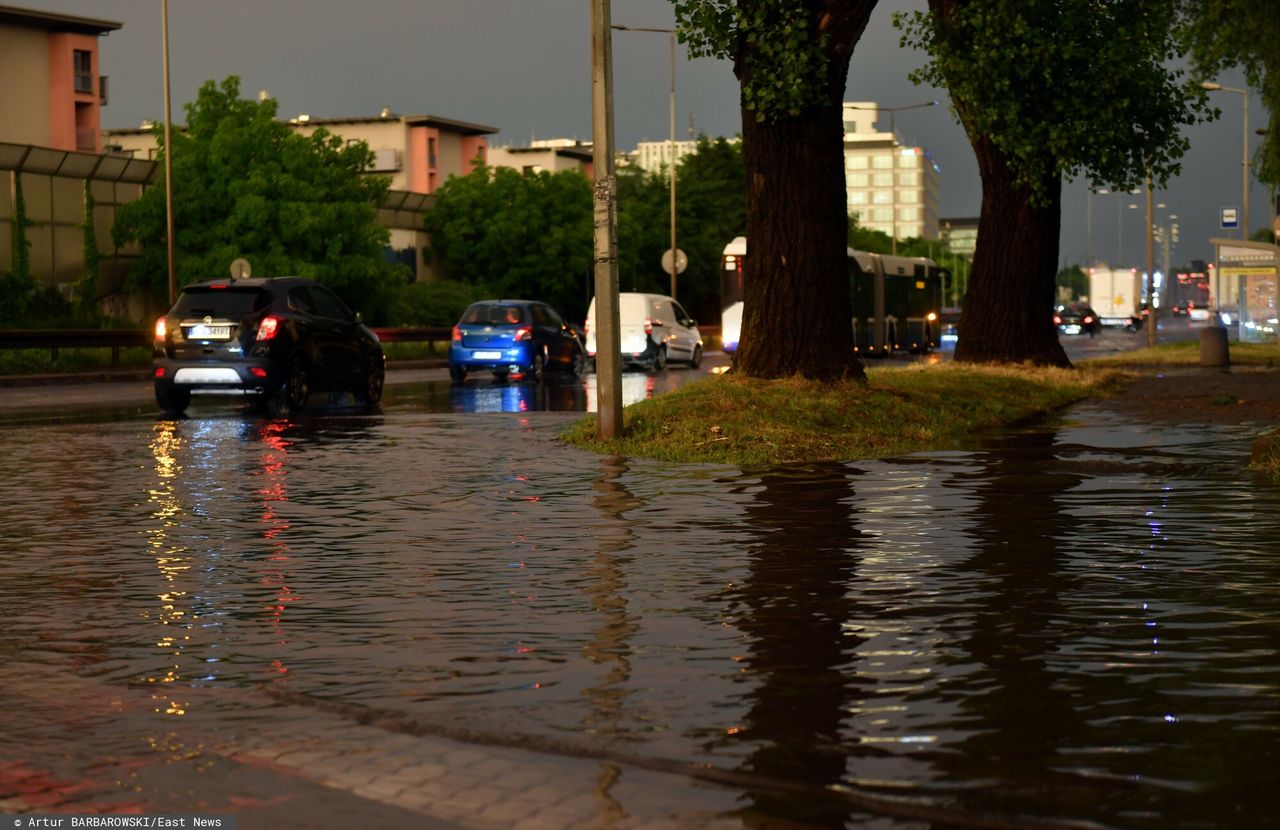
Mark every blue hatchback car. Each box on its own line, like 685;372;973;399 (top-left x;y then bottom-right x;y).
449;300;586;384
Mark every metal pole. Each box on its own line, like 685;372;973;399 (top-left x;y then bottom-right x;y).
591;0;623;439
1243;91;1250;239
1145;174;1156;347
668;30;677;301
161;0;176;305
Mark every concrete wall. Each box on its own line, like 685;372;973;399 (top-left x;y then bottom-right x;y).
0;25;54;147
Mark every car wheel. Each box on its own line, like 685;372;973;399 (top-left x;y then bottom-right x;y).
269;357;309;417
450;364;468;384
568;347;586;378
155;384;190;416
651;345;667;373
689;345;702;369
357;352;385;404
530;352;546;384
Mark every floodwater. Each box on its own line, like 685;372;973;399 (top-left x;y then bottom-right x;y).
0;398;1277;828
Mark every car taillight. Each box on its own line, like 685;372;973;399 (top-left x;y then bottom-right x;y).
452;325;462;342
154;317;167;340
1083;315;1094;324
513;326;532;341
256;316;281;341
1053;315;1062;325
644;318;653;334
926;311;938;322
154;367;166;378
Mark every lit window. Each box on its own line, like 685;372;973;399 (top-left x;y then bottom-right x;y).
873;154;894;169
872;207;893;221
872;190;893;205
848;191;868;205
846;172;868;187
873;172;893;187
847;155;868;170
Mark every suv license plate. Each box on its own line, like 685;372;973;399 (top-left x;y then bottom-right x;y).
188;324;231;339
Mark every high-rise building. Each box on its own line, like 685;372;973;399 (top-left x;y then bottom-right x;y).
842;102;940;241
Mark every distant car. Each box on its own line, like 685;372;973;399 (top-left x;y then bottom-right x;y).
1188;307;1212;322
1055;302;1102;337
448;300;586;384
584;292;703;371
152;276;385;417
720;301;743;354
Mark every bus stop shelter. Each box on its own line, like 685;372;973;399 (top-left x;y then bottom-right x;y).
1211;237;1280;342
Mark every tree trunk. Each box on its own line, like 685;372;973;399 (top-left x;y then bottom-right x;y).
731;5;876;382
954;134;1070;367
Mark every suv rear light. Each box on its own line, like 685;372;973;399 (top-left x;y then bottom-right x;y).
154;318;167;340
451;325;462;342
1053;314;1062;325
256;316;281;341
644;318;653;335
513;326;532;342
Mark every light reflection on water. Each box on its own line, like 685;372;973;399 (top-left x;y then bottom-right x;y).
0;406;1277;828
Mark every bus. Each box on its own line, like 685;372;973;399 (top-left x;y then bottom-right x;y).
719;236;947;355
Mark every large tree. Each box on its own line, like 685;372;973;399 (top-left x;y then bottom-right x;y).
674;0;879;381
113;76;402;312
898;1;1208;366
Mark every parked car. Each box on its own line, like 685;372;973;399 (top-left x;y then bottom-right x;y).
448;300;586;384
584;292;703;371
1054;302;1102;337
152;276;385;417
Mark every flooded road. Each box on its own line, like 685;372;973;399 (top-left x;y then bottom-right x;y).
1;364;1277;828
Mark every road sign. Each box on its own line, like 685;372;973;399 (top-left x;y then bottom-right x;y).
229;258;252;280
1221;207;1240;229
661;248;687;276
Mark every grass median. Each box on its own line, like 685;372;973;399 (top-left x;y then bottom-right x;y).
1082;339;1280;367
562;363;1126;466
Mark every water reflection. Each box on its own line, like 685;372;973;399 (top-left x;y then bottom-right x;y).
725;465;865;827
145;421;192;715
450;380;587;413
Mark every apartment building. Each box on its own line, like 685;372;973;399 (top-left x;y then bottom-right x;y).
1;5;157;315
632;139;697;173
0;4;118;153
843;101;941;241
488;139;594;177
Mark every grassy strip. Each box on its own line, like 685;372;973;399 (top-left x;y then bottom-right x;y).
1083;340;1280;367
1251;428;1280;479
562;363;1126;466
0;346;152;375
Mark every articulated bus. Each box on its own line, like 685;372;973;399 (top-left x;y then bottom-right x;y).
720;236;947;355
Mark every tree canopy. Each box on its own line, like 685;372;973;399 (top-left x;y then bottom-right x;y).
113;76;403;311
423;164;594;322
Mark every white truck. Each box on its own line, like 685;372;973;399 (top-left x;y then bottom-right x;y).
1087;267;1144;330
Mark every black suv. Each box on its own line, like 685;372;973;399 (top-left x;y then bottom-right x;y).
152;277;385;416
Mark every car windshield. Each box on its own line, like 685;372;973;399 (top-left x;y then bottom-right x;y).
173;287;270;318
462;304;525;325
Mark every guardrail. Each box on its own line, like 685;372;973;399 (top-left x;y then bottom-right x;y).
0;327;454;364
0;324;721;364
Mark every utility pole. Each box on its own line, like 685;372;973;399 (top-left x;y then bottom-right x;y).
1145;175;1157;347
161;0;176;305
591;0;623;439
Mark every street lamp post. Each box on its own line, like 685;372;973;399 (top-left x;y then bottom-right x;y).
591;0;623;439
1202;81;1250;238
612;24;679;299
161;0;176;305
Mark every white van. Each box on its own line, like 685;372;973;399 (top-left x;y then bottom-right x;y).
584;292;703;371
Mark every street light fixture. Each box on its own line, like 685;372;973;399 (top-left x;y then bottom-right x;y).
612;24;680;300
1202;81;1250;238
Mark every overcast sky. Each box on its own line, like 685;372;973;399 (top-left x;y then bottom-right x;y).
20;0;1270;273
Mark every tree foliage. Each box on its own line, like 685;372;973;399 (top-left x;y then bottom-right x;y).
898;1;1209;200
1180;0;1280;193
424;164;594;321
112;76;403;312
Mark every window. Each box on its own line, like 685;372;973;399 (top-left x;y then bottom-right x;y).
847;191;868;205
846;155;868;170
873;154;894;169
308;285;354;322
897;172;918;187
73;51;93;93
897;190;919;204
872;208;894;222
846;172;868;187
898;152;921;169
428;137;437;168
898;207;920;221
873;172;894;187
872;190;893;205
